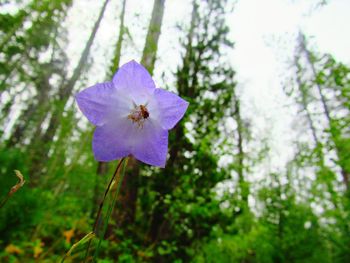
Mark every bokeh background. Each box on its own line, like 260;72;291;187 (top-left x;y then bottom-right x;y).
1;0;350;262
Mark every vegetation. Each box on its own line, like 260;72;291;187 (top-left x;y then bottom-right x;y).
0;0;349;262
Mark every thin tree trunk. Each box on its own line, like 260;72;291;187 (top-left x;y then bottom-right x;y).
109;0;127;76
141;0;166;75
29;0;110;184
299;33;349;190
233;92;248;206
6;63;57;147
294;58;319;146
299;34;331;124
296;63;339;206
178;1;197;96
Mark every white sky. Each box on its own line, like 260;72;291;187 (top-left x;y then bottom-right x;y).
56;0;350;175
227;0;350;172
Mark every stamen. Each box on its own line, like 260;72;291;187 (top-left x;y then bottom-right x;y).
128;104;149;128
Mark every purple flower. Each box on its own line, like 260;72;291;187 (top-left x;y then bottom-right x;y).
75;60;189;168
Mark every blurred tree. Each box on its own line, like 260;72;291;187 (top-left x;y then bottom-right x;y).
0;0;73;251
232;89;250;213
27;0;111;185
285;31;350;262
141;0;166;75
108;0;127;77
297;32;350;191
123;0;242;261
93;0;128;220
111;0;167;233
1;0;72;145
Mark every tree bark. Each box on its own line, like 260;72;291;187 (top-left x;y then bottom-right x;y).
141;0;166;75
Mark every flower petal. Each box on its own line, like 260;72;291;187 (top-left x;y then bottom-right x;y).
76;82;134;127
112;60;155;105
92;121;132;161
153;89;189;130
75;82;116;126
131;120;168;168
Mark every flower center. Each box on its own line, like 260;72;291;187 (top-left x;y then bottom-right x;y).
128;104;149;128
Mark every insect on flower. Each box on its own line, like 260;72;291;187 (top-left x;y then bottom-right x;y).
75;60;189;167
128;104;149;128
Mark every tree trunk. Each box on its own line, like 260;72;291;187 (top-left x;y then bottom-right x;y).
294;60;319;146
299;32;350;190
109;0;127;76
147;0;196;245
116;0;167;236
141;0;166;75
233;92;249;207
113;158;139;231
6;63;59;147
28;0;110;185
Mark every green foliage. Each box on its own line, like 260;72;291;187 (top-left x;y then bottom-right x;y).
259;184;327;263
192;225;275;263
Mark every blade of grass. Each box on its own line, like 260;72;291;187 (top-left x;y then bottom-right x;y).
61;232;95;263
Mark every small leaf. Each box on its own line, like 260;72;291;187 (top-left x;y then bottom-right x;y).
62;231;95;262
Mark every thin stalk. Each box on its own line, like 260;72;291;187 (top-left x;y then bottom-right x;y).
84;158;126;262
0;195;10;209
93;158;129;261
0;170;25;209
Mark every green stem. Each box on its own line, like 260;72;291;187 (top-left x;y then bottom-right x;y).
84;158;126;262
0;195;10;209
0;170;25;209
93;158;128;261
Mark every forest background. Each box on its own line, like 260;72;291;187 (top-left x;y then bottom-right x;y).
0;0;350;262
